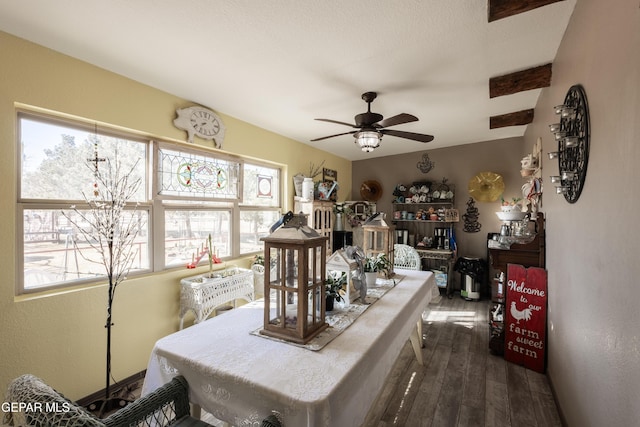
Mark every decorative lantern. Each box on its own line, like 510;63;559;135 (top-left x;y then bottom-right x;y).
362;213;395;276
260;214;329;344
326;249;360;306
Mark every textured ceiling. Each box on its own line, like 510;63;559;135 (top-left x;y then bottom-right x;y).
0;0;576;160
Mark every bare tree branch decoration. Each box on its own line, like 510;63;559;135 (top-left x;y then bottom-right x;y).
63;155;143;414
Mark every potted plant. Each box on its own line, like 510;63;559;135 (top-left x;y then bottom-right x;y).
252;254;265;266
364;253;392;286
325;271;346;311
295;160;325;199
500;196;523;212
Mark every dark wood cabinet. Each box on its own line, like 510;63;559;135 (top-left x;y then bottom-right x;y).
487;213;545;355
489;213;545;273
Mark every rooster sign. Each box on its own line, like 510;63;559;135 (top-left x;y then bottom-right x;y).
510;301;533;323
504;264;547;373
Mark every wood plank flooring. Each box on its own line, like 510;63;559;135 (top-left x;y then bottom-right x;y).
361;293;562;427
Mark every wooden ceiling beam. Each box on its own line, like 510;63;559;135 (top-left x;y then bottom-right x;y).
490;109;534;129
488;0;565;22
489;63;552;98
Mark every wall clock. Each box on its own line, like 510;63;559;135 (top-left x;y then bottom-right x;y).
173;105;226;148
552;85;590;204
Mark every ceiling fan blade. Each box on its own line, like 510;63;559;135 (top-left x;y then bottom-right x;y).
311;131;357;142
315;118;357;128
381;129;434;143
377;113;418;128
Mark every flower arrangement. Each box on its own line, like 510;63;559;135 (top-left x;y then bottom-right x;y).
308;160;325;179
500;196;523;212
63;156;142;409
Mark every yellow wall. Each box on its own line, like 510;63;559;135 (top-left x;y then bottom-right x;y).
0;31;351;399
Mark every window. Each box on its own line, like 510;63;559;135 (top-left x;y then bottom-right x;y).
18;113;150;292
239;163;281;254
17;110;283;294
156;146;281;267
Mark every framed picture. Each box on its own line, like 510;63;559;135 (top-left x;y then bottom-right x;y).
445;209;459;222
323;168;337;182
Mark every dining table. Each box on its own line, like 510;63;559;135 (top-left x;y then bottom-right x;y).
142;268;437;426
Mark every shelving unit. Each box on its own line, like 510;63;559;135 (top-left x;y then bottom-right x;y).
390;181;459;295
294;199;333;253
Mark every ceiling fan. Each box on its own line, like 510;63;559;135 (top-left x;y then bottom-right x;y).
311;91;434;152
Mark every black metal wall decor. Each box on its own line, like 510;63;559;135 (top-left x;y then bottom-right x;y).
548;84;590;203
417;152;435;174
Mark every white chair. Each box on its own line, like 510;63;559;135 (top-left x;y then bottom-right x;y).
393;244;422;270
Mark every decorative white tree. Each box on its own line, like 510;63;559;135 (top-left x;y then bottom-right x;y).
64;155;143;414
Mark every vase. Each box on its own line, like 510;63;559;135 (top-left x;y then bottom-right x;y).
302;177;314;201
334;212;344;231
293;174;305;198
365;272;377;287
326;296;334;312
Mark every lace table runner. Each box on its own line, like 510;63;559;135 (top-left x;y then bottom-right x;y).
251;275;404;351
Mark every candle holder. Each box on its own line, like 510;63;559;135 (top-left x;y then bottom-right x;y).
564;136;579;148
549;123;561;132
554;131;567;141
548;85;591;203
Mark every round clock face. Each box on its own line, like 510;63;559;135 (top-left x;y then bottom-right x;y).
190;108;220;138
174;105;226;147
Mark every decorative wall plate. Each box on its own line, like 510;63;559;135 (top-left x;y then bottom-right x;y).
468;172;504;202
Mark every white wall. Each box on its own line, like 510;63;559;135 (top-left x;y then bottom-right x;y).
523;0;640;425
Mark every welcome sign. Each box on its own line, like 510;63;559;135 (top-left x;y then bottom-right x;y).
505;264;547;373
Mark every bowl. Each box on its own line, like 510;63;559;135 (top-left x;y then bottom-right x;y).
496;211;527;221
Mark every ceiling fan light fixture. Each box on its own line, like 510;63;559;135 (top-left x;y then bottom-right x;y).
355;130;381;152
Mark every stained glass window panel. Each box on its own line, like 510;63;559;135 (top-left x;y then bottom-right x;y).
158;148;239;199
241;163;280;207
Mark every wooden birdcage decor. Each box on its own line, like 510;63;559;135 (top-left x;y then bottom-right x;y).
260;214;329;344
362;213;395;276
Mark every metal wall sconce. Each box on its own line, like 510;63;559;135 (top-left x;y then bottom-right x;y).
548;85;591;203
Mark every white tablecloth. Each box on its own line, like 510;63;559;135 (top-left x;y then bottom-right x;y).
142;269;436;427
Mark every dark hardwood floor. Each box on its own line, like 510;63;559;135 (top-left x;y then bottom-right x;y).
361;293;562;427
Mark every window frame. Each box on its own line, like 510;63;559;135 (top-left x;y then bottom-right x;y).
16;109;284;295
